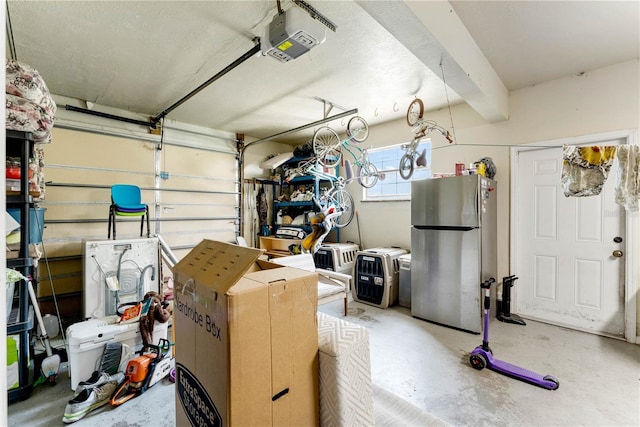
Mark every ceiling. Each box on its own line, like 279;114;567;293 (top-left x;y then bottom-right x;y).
6;1;639;146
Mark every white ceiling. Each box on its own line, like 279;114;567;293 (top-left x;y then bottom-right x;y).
6;1;639;146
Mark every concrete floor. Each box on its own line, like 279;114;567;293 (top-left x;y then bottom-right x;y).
323;300;640;426
7;298;640;426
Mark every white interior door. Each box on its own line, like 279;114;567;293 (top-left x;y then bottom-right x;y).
513;139;627;338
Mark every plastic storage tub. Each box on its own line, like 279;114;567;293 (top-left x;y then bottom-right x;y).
66;315;168;391
7;207;46;243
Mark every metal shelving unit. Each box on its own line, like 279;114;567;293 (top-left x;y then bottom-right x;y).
273;157;339;240
6;130;36;402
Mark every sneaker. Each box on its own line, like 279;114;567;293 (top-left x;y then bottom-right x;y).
62;376;122;423
74;371;124;398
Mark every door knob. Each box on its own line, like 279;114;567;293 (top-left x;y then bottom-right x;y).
612;250;623;258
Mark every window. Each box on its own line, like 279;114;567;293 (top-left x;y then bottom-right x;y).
364;140;432;201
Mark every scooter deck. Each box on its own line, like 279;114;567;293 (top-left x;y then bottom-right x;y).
471;347;558;390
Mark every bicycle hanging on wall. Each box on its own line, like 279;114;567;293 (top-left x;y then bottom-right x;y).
312;116;382;188
285;158;355;228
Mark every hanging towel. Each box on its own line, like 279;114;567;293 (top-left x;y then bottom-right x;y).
614;145;640;211
561;145;617;197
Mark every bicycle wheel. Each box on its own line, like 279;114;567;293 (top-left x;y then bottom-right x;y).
357;162;379;188
313;127;341;168
346;116;369;143
406;98;424;126
327;188;354;228
399;153;414;180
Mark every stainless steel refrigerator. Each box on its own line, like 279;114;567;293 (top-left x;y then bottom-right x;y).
410;175;497;334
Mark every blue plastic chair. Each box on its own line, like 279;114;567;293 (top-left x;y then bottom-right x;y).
108;184;150;239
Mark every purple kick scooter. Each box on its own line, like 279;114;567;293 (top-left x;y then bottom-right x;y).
469;278;559;390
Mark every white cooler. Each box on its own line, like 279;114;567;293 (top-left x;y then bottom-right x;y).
66;316;168;391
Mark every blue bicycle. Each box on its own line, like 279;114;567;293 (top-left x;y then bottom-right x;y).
312;116;381;188
285;159;355;228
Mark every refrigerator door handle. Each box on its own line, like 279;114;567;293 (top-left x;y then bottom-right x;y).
476;189;479;218
413;225;477;231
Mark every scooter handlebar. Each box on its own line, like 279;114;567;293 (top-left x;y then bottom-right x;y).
481;278;495;289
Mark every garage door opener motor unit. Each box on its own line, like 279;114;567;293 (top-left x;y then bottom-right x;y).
313;242;359;274
263;5;328;63
353;247;408;309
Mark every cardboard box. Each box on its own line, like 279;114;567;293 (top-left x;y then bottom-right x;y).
259;236;302;257
173;240;319;427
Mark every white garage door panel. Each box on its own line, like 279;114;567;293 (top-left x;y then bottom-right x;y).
164;176;236;193
162;145;235;180
42;127;239;254
156;141;238;251
46;128;153;171
162;227;236;249
160;192;236;207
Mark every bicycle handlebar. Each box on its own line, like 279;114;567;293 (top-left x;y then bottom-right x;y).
411;119;453;144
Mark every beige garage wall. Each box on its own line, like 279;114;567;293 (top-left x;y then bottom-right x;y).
340;60;638;259
335;59;639;336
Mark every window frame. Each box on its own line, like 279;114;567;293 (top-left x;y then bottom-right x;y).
362;139;432;202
